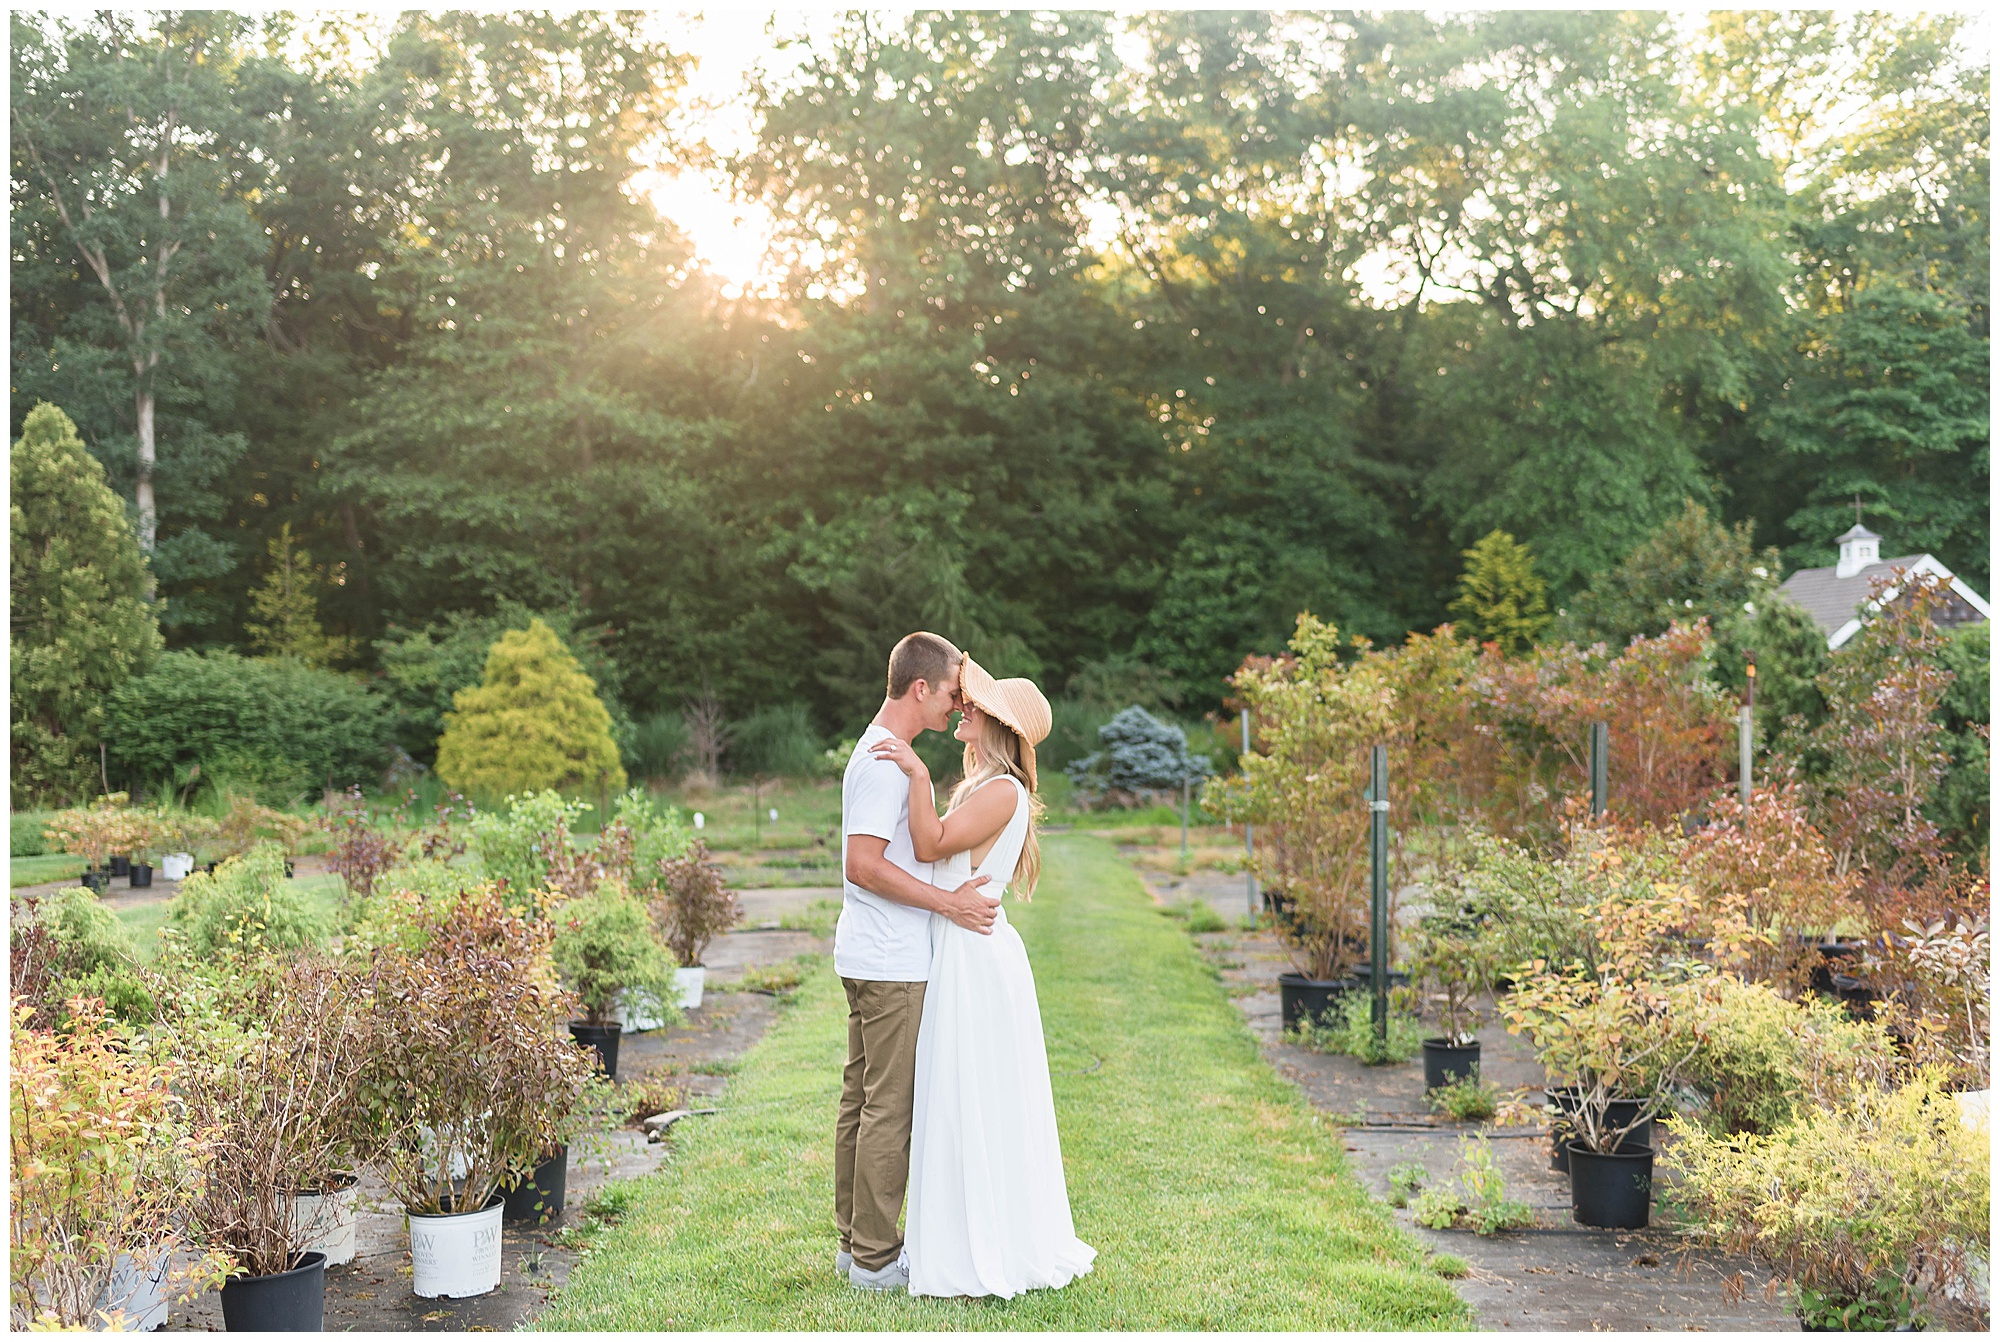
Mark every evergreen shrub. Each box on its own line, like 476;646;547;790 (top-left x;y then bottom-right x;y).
165;843;327;961
104;651;393;797
10;403;162;808
435;619;627;799
728;703;821;777
1066;706;1211;806
374;605;636;765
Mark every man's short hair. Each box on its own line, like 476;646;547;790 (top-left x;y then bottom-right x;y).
887;631;962;700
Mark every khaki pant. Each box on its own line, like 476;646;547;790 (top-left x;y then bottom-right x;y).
834;977;926;1272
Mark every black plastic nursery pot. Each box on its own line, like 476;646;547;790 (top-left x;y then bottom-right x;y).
1547;1092;1653;1172
1421;1038;1481;1092
569;1021;621;1079
109;854;131;878
503;1144;569;1225
129;862;153;889
1566;1141;1654;1229
1277;968;1410;1030
81;868;111;894
283;858;295;878
218;1251;326;1332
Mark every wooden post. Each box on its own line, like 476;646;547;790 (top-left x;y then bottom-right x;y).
1369;744;1389;1048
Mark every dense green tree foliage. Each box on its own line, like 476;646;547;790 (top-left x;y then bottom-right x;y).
10;11;1987;757
10;404;162;805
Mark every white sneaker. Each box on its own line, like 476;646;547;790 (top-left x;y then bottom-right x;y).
834;1249;853;1275
848;1259;909;1291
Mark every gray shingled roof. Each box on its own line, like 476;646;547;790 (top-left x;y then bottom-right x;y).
1779;555;1930;638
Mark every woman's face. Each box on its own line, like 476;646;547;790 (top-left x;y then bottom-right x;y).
954;701;986;747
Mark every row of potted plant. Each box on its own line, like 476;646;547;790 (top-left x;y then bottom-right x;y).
11;874;607;1330
45;794;314;889
1381;821;1989;1328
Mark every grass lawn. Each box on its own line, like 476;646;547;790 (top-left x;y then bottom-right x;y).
12;853;86;887
535;834;1469;1330
111;874;347;963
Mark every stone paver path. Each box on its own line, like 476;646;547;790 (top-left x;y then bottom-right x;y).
159;885;832;1332
1139;871;1800;1333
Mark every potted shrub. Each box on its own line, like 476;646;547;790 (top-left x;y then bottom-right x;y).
156;811;217;883
501;1073;615;1226
211;796;312;875
651;840;740;1012
1664;1070;1989;1330
1502;964;1702;1228
156;954;368;1331
43;795;133;893
1408;916;1497;1093
1203;618;1421;1028
352;884;596;1299
119;811;166;890
9;999;229;1331
552;881;682;1076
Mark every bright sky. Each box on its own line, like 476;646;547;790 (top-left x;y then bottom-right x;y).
633;10;827;299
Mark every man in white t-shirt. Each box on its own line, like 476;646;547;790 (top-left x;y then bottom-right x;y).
834;630;1000;1291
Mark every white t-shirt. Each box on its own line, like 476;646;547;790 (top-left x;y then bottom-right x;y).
835;725;937;982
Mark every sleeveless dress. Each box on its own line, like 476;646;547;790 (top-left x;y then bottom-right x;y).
905;776;1097;1299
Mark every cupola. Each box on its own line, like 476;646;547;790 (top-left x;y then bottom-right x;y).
1834;523;1881;579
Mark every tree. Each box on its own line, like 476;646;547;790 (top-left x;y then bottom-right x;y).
1561;500;1828;736
1449;531;1551;656
435;619;627;800
10;13;274;631
10;403;161;806
1783;574;1956;906
243;523;353;667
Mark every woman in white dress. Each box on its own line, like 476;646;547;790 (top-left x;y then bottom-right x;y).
868;656;1096;1300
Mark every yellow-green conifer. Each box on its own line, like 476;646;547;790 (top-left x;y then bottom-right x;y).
1449;529;1552;656
435;618;627;798
244;523;354;666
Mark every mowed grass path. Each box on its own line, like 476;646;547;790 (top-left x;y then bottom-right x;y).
537;835;1469;1330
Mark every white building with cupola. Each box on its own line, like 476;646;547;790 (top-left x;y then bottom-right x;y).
1778;522;1989;650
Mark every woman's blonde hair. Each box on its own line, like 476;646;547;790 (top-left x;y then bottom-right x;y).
948;710;1043;897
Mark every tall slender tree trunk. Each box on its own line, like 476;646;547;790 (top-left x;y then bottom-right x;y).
133;367;158;551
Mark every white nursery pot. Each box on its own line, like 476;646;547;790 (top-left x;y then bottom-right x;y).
94;1252;169;1332
290;1180;360;1267
674;966;706;1010
159;853;194;881
408;1196;504;1299
618;988;672;1034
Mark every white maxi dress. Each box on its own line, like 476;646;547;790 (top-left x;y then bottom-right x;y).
906;776;1096;1299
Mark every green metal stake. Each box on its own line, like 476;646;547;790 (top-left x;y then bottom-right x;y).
1589;723;1609;819
1180;776;1190;862
1369;744;1389;1048
1241;708;1257;916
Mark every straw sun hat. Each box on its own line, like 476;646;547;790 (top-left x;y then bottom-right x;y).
958;655;1052;791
